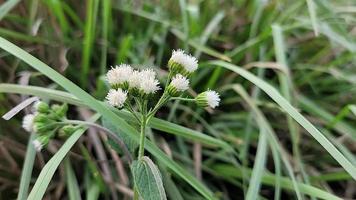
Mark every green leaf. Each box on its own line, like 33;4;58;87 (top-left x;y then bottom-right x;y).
209;60;356;180
0;37;216;200
132;156;167;200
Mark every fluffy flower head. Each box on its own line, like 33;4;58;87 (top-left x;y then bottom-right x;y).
22;114;35;132
139;78;160;94
32;139;43;152
170;49;198;73
140;68;156;80
206;90;220;108
106;64;133;87
170;74;189;92
106;88;128;108
128;70;141;88
195;90;220;109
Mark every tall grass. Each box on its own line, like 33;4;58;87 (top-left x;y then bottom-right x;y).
0;0;355;199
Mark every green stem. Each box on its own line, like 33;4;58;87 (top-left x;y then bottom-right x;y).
138;113;146;159
170;97;195;102
134;100;148;200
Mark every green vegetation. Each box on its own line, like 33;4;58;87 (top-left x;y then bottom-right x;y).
0;0;355;199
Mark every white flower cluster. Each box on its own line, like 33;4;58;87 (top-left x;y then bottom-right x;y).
106;64;161;107
105;50;221;110
169;49;198;74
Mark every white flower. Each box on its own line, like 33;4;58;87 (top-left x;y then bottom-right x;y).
128;70;141;88
22;114;35;132
106;64;133;86
170;49;198;72
196;90;220;109
206;90;220;108
140;68;156;80
106;89;128;108
170;74;189;92
32;139;43;152
139;78;160;94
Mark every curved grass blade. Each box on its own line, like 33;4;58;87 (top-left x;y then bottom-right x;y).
209;60;356;180
0;37;216;200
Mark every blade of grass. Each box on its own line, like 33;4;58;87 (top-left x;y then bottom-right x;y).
0;37;217;200
306;0;319;36
81;0;99;87
64;158;82;200
209;60;356;180
0;0;21;21
16;134;36;200
245;129;267;200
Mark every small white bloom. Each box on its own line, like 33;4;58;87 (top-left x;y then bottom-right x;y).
106;64;133;86
206;90;220;108
170;49;198;72
170;74;189;92
140;78;161;94
140;68;156;80
128;70;141;88
32;139;43;152
106;89;128;108
22;114;35;132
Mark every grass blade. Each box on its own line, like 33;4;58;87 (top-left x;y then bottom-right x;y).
245;129;267;200
64;158;82;200
16;134;36;200
0;0;21;21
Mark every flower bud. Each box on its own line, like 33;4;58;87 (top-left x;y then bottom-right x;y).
51;104;68;118
33;101;50;113
33;122;53;134
33;135;50;152
58;125;77;138
34;113;51;123
168;49;198;76
195;90;220;109
22;114;35;132
167;74;189;96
